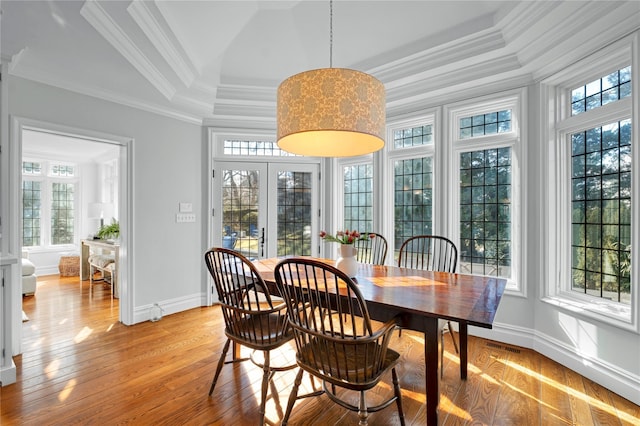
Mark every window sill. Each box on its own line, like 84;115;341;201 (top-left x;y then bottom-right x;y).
542;294;634;331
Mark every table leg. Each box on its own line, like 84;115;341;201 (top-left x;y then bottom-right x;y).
80;242;90;281
460;321;468;380
424;316;439;426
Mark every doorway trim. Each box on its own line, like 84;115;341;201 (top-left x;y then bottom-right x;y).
9;116;134;354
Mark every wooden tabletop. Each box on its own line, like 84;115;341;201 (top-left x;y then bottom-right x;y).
252;257;506;329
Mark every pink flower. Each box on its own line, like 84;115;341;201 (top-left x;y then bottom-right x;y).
319;229;372;245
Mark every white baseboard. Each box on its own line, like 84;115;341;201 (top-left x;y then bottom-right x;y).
36;266;61;276
133;293;203;324
471;322;640;406
0;360;17;386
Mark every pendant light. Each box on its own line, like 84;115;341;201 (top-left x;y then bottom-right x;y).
276;0;385;157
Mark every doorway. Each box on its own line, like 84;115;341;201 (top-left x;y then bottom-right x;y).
212;161;320;260
11;117;133;355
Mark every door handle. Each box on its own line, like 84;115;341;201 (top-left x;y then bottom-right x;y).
259;227;265;257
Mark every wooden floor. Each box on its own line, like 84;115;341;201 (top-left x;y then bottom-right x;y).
2;275;639;425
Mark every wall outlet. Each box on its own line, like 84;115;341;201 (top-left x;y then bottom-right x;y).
179;202;193;212
176;213;196;223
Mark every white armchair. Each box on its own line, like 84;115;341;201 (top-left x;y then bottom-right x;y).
21;252;37;296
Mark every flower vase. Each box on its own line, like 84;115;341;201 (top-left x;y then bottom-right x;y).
336;244;359;278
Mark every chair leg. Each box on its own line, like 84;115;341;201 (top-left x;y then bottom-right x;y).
259;351;270;426
392;367;405;426
209;339;231;396
89;266;93;297
357;390;369;426
447;321;459;354
282;368;304;426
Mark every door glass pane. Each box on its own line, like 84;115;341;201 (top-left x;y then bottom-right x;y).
221;169;260;258
277;171;312;256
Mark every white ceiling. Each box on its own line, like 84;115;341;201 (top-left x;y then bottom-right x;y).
2;1;639;126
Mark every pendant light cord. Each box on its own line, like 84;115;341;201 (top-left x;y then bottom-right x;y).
329;0;333;68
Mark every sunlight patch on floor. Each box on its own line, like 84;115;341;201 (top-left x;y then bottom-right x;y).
74;326;93;343
497;358;639;424
439;393;472;421
45;359;60;378
29;337;45;350
58;379;77;402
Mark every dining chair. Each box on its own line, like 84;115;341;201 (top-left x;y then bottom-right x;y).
204;247;296;425
274;257;405;426
355;232;388;265
398;235;460;378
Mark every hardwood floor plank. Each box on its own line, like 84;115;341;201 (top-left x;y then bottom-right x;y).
539;354;573;425
1;275;638;425
493;344;542;425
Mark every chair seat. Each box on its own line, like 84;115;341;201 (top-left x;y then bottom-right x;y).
88;254;115;268
226;312;292;349
299;338;400;389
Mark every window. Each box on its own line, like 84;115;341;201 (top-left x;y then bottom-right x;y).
570;120;632;304
387;119;436;260
459;109;512;139
22;180;41;247
51;182;75;245
22;160;78;248
543;39;635;326
343;163;373;233
223;139;296;157
449;92;522;292
394;124;433;148
571;66;631;116
394;157;433;245
459;147;512;277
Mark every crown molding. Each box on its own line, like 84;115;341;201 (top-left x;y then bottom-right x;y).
531;5;640;82
202;115;275;130
212;102;275;120
386;74;533;120
386;54;522;104
517;1;614;66
215;84;276;104
127;0;196;88
8;61;201;125
499;0;560;45
372;28;506;84
80;0;176;100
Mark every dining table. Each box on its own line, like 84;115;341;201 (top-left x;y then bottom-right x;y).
250;256;507;426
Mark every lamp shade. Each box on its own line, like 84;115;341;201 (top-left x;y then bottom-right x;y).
277;68;385;157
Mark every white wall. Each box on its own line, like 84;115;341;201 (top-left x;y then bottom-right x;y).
7;75;206;321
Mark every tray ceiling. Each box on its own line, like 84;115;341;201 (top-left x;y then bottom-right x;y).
2;1;638;125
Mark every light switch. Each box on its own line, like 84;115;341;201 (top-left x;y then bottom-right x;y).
179;202;193;213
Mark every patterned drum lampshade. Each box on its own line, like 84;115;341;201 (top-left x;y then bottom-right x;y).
277;68;385;157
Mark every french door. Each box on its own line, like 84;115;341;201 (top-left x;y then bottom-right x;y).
212;161;319;260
